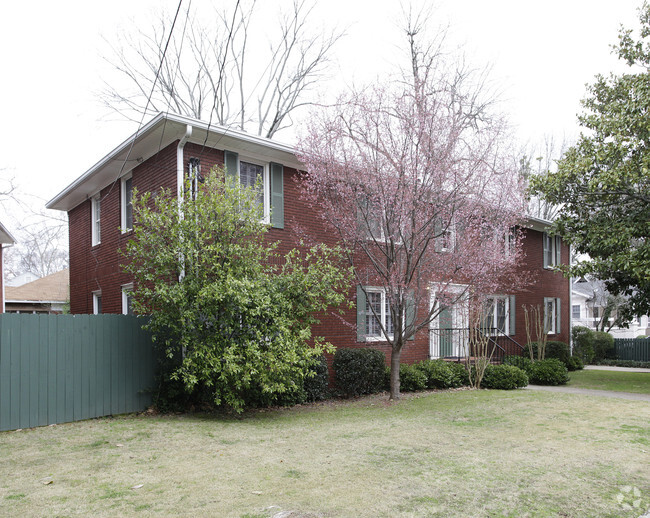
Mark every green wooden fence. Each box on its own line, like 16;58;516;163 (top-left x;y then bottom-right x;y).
0;314;156;432
614;338;650;361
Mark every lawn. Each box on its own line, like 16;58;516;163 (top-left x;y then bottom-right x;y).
0;389;649;518
567;369;650;395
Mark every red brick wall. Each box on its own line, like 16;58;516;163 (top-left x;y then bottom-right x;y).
68;140;571;365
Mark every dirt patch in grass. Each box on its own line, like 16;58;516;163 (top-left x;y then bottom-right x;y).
0;389;648;517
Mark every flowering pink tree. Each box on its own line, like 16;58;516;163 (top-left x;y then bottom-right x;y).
298;25;528;399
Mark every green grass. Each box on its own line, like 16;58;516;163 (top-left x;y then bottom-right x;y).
567;369;650;394
0;390;648;517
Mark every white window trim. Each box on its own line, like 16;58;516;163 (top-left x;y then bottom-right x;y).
91;195;101;246
572;304;581;320
92;290;102;315
238;156;270;224
484;295;510;336
120;173;133;233
436;219;456;253
544;297;557;334
122;283;134;315
363;287;394;342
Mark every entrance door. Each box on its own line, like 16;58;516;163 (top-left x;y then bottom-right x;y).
430;285;469;359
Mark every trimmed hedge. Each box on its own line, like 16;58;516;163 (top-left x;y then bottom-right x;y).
528;358;570;385
503;355;533;372
565;356;584;371
524;341;570;364
572;326;595;363
593;331;615;361
304;355;330;402
481;364;529;390
333;348;386;397
416;359;468;389
399;364;428;392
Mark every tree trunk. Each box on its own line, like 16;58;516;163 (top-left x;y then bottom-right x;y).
389;344;402;400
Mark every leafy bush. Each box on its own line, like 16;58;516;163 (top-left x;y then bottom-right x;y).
592;331;615;361
304;356;330;402
528;358;570;385
482;364;528;390
572;326;595;363
565;356;584;371
333;348;386;397
448;361;470;387
524;341;570;364
416;359;462;389
503;355;533;374
399;363;428;392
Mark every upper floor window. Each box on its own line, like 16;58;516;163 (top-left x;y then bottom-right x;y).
543;232;561;268
121;174;133;233
224;150;284;229
91;195;101;246
435;218;456;252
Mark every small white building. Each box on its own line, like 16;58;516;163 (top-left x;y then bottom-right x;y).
572;278;650;339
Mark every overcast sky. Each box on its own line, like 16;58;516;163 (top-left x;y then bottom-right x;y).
0;0;643;223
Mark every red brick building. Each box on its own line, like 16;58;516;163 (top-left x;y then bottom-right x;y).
47;112;571;362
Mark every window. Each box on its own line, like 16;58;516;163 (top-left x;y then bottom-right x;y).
435;219;456;252
572;304;581;319
92;291;102;315
544;297;561;334
357;287;393;340
483;296;510;334
543;232;561;268
121;174;133;232
91;195;101;245
122;283;134;315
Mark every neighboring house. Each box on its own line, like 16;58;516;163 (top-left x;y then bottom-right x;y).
6;272;41;287
4;269;69;314
46;112;571;363
0;221;17;313
572;277;650;339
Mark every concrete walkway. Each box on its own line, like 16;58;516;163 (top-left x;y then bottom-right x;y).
584;365;650;373
526;384;650;402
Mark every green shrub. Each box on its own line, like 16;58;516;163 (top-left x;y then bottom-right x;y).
333;348;386;397
448;361;470;387
482;364;529;390
572;326;595;363
303;356;330;402
592;331;615;361
528;358;570;385
399;363;428;392
524;341;570;363
416;360;456;389
503;355;533;374
565;356;584;371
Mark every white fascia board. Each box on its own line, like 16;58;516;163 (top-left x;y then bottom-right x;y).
0;221;16;244
522;215;553;232
46;112;304;212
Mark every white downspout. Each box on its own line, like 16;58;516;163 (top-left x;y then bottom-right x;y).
1;243;14;313
176;125;192;283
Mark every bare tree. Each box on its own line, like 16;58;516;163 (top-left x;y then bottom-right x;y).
101;0;341;138
520;136;570;221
